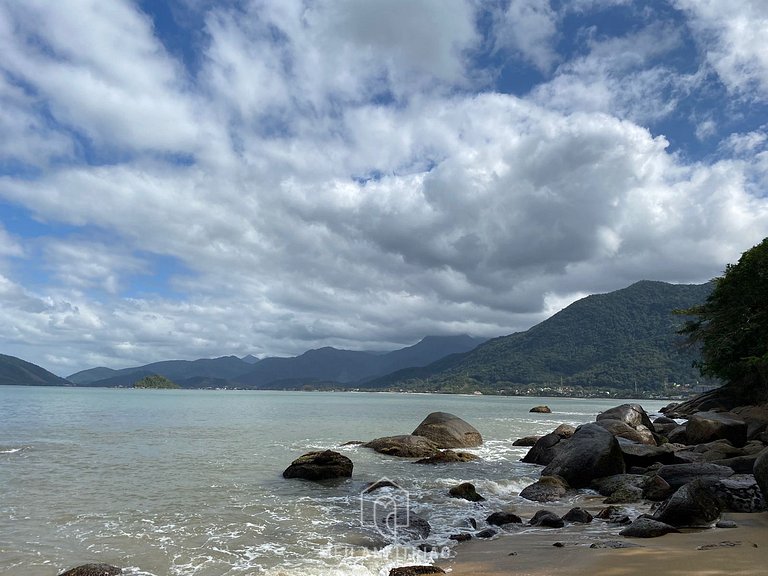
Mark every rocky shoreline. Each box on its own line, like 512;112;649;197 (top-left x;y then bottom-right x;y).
58;398;768;576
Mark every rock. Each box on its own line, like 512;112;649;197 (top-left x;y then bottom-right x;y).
486;511;523;526
552;424;577;438
389;567;445;576
755;448;768;500
562;507;593;524
282;450;353;480
654;416;678;426
541;423;625;488
411;412;483;448
707;474;767;512
590;540;642;549
619;517;680;538
414;450;480;464
716;520;738;528
604;485;643;504
513;435;541;446
476;528;498;538
521;433;564;465
591;474;646;497
667;425;689;444
656;462;734;489
449;482;485;502
529;510;564;528
687;412;748;448
58;566;122;576
713;455;760;474
595;506;631;524
597;404;654;430
519;475;568;502
643;475;674;501
530;405;552;413
653;479;722;527
375;509;431;540
729;405;768;439
449;533;472;542
620;442;684;468
364;435;440;458
596;418;656;445
363;479;400;493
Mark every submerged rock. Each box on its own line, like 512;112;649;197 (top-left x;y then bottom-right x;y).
449;482;485;502
389;566;445;576
530;405;552;413
529;510;564;528
58;565;121;576
411;412;483;448
282;450;353;481
414;450;479;464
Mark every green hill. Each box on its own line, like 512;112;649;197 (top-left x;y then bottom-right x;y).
0;354;71;386
363;281;714;395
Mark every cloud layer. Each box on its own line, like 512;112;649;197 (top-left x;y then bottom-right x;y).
1;0;767;374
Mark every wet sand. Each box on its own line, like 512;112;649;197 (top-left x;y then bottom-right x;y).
438;512;768;576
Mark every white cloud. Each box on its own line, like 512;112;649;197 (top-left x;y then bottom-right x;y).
0;0;200;154
493;0;559;73
1;0;767;375
676;0;768;99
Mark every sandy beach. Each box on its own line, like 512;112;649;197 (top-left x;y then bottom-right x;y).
439;512;768;576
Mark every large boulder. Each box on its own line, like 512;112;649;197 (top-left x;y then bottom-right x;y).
754;448;768;501
58;566;122;576
620;442;684;468
411;412;483;448
686;411;748;447
541;423;625;488
282;450;353;480
730;405;768;439
653;479;722;527
562;507;593;524
597;404;654;430
706;474;767;513
655;462;734;489
521;433;564;465
486;511;523;526
519;475;568;502
619;517;680;538
364;435;440;458
596;418;656;445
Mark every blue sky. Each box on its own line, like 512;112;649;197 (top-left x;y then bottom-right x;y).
1;0;767;375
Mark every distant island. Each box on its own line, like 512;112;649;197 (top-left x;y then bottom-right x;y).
133;375;181;389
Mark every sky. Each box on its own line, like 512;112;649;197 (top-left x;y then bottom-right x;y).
1;0;767;376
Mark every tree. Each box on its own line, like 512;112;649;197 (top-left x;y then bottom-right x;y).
678;237;768;401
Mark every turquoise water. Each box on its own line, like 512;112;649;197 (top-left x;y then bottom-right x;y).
0;387;666;576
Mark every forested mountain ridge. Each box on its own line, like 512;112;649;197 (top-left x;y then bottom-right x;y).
0;354;72;386
364;281;714;394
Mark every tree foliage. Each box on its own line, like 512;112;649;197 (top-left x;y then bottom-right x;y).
134;374;181;389
678;237;768;401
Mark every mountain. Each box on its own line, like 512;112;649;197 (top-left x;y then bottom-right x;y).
363;281;714;394
241;354;261;364
69;356;254;387
0;354;72;386
232;335;486;388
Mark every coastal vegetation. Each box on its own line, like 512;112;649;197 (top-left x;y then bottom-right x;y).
133;375;180;389
678;237;768;404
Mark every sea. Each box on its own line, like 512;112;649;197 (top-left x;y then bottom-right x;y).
0;386;668;576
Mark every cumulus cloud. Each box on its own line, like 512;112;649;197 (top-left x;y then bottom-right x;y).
675;0;768;99
0;0;766;374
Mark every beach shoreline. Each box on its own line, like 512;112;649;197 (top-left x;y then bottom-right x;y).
438;511;768;576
